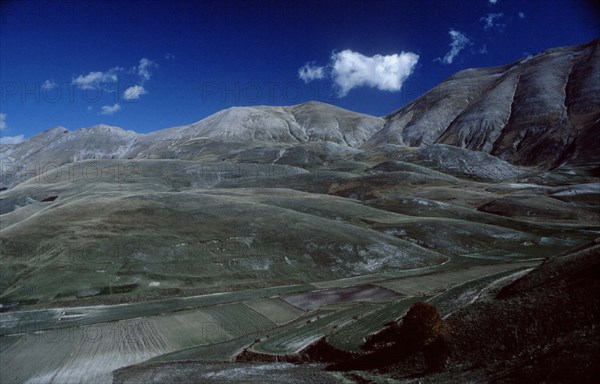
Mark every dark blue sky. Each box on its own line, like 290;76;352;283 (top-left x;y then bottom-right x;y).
0;0;598;141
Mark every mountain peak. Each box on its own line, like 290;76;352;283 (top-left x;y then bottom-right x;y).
364;40;600;167
86;124;126;131
297;100;329;107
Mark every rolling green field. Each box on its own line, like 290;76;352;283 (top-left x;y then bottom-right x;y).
1;154;598;383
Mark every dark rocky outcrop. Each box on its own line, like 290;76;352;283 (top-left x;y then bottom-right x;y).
442;242;600;383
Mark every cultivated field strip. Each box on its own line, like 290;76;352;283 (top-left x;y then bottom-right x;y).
0;304;276;384
48;318;169;384
281;284;401;311
251;304;378;355
0;334;22;353
326;296;429;351
148;333;262;363
243;298;306;325
1;326;79;384
374;261;541;296
428;267;536;317
0;284;311;336
157;303;274;349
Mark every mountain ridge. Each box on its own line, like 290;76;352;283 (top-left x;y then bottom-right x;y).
366;38;600;168
1;39;599;190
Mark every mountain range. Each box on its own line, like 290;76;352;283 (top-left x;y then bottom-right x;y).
2;39;599;189
0;39;598;384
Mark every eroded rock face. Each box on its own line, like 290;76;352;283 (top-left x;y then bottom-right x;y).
363;39;600;168
414;144;526;181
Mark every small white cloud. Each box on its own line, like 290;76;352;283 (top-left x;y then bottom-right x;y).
518;12;525;19
489;0;497;4
437;30;471;65
123;85;148;100
331;50;419;97
298;62;326;83
42;80;58;91
99;103;121;115
137;58;157;82
73;71;104;89
479;44;488;54
0;135;25;145
164;53;175;60
72;67;121;90
297;50;419;97
0;113;6;130
481;13;505;31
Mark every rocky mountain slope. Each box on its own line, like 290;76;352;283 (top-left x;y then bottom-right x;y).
365;39;600;168
432;241;600;383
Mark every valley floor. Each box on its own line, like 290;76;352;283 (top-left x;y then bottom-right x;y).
1;257;542;383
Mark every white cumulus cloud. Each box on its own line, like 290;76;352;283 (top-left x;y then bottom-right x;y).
0;113;6;130
99;103;121;115
0;135;25;145
298;50;419;97
518;12;525;19
72;67;121;90
331;50;419;96
437;30;471;65
123;85;148;100
298;62;326;83
489;0;497;4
